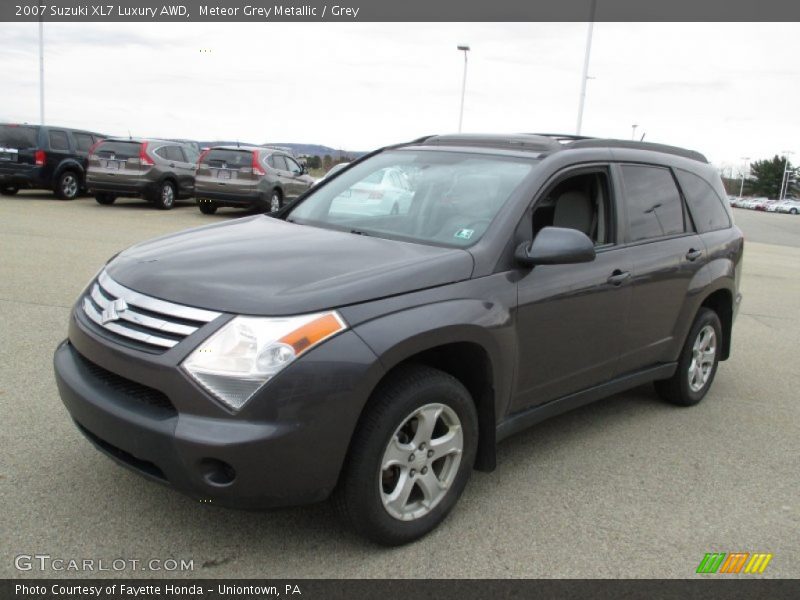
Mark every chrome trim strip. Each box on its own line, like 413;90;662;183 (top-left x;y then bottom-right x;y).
89;284;197;336
98;271;221;323
82;298;178;348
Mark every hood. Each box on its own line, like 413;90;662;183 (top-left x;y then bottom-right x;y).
106;216;474;315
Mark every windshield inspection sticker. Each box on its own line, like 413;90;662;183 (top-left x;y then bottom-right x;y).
454;228;474;240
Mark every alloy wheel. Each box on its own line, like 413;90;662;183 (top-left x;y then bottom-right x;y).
688;324;716;392
379;403;463;521
62;174;78;198
162;184;174;207
270;193;281;212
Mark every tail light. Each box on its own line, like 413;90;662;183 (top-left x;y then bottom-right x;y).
368;190;384;199
139;142;155;166
252;150;265;176
86;139;103;159
34;150;46;166
197;149;211;168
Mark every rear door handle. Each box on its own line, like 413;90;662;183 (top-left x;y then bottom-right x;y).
607;270;631;286
686;248;702;261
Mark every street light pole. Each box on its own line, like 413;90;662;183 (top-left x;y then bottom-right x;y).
739;157;749;198
39;15;45;124
778;151;793;201
631;124;638;140
576;0;598;135
457;45;470;133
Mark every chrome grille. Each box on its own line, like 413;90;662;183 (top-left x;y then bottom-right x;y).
82;270;221;351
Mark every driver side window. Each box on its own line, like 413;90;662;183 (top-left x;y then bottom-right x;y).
531;170;613;247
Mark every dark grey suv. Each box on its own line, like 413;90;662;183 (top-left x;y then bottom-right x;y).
86;138;199;209
54;134;743;545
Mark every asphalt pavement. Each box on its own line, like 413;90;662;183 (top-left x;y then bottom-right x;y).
1;194;798;578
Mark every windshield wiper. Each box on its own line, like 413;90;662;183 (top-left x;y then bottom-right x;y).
350;229;370;236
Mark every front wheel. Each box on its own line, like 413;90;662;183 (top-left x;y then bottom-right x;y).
154;181;176;210
334;365;478;546
267;190;282;213
1;186;19;196
791;208;798;215
655;308;722;406
55;171;80;200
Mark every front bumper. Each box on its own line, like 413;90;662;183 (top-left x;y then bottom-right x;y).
54;308;383;509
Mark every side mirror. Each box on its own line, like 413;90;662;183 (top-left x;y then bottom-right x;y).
515;226;596;267
299;164;308;175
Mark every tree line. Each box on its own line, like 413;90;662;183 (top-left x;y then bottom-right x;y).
721;155;797;199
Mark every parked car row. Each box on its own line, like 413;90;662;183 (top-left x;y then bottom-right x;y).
0;122;320;214
729;195;799;214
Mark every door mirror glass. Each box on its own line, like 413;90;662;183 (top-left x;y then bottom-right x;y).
516;226;596;267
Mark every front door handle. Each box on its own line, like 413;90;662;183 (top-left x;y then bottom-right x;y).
607;270;631;286
686;248;703;261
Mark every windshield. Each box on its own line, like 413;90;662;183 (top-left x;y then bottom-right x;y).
288;150;535;247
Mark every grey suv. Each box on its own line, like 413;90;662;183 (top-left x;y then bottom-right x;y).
54;133;743;545
86;138;199;209
194;145;314;214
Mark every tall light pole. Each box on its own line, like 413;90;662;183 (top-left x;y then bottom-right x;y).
778;151;794;201
631;124;638;140
39;15;45;124
576;0;598;135
739;157;750;198
457;45;470;133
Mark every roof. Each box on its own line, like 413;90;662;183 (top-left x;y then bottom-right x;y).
413;132;708;163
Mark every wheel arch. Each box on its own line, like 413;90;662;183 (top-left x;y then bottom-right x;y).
698;287;734;360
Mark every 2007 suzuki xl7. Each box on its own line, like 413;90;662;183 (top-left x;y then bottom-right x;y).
54;133;743;545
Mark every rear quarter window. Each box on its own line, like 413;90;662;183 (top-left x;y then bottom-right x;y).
73;133;94;152
620;164;686;242
675;169;731;232
48;130;70;151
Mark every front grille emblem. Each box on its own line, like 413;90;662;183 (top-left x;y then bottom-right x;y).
101;298;128;324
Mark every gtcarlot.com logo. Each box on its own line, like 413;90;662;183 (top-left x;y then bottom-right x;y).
14;554;194;572
696;552;773;574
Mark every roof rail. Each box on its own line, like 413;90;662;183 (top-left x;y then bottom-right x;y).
529;133;596;143
417;133;561;152
566;138;708;163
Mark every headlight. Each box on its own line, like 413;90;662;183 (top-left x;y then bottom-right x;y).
183;311;347;411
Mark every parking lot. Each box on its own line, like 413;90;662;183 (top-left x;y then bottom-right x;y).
1;193;798;578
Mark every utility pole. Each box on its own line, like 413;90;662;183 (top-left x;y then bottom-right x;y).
778;152;793;200
576;0;598;135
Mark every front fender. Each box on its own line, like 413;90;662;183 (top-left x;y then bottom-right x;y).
351;297;516;422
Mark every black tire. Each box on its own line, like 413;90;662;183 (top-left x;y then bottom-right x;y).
154;181;176;210
655;308;722;406
1;186;19;196
54;171;81;200
94;193;116;205
791;208;798;215
198;200;218;215
334;365;478;546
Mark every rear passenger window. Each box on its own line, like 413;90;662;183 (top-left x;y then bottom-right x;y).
675;169;731;232
49;130;69;151
621;165;686;242
73;133;93;152
272;155;288;171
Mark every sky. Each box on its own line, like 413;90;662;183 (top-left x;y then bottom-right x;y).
1;21;798;173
